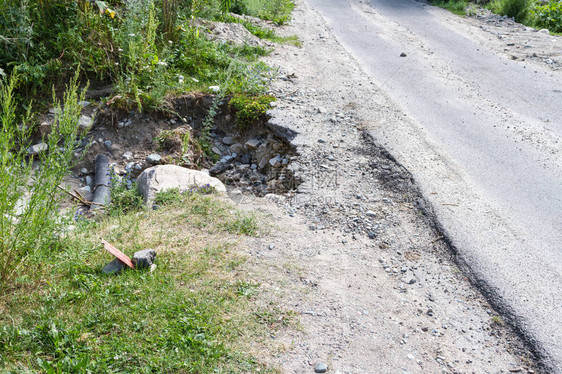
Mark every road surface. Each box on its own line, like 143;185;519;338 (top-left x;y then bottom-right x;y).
305;0;562;371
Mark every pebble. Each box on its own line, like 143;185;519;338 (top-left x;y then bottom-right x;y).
326;155;336;161
85;175;93;187
80;167;88;175
104;140;112;150
314;362;327;373
318;138;327;143
123;151;133;161
269;244;275;250
245;138;260;150
27;142;48;156
78;115;92;132
146;153;162;164
222;136;235;145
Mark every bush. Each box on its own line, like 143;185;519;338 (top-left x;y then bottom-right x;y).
0;72;85;287
531;0;562;32
490;0;531;22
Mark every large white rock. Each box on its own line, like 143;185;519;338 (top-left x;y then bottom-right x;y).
137;165;226;203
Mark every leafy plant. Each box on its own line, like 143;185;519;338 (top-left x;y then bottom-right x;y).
489;0;531;22
531;0;562;32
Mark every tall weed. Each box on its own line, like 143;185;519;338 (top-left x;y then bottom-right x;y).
0;72;86;288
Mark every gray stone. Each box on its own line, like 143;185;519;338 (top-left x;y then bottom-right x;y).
78;115;93;133
269;156;283;168
80;167;88;175
133;249;156;269
209;162;230;175
137;165;226;203
268;244;275;250
240;154;252;165
27;142;48;156
314;362;327;373
317;139;326;143
258;157;269;170
146;153;162;165
220;155;235;164
244;138;260;150
365;211;376;217
102;258;126;275
104;140;112;150
230;143;244;154
538;28;550;35
85;175;93;187
222;136;235;145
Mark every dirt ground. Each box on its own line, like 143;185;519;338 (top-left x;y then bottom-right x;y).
230;1;556;373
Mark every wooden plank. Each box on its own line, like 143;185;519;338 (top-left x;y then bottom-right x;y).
101;239;134;269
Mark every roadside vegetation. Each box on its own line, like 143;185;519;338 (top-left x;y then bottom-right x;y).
0;0;296;371
430;0;562;32
0;0;295;110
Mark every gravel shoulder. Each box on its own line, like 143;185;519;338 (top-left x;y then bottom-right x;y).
233;1;547;372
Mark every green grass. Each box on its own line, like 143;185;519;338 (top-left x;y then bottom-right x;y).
0;193;287;373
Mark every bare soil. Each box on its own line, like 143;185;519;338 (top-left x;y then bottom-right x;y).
230;1;553;373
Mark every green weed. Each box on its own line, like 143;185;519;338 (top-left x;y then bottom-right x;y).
229;93;275;128
430;0;468;15
487;0;532;22
0;71;86;287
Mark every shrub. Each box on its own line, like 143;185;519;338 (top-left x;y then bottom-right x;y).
531;0;562;33
490;0;531;22
0;72;85;287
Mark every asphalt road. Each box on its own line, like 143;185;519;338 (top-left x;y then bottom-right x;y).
305;0;562;371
